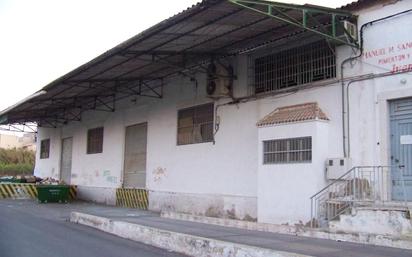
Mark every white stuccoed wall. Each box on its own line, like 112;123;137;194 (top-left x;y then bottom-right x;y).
34;60;260;217
258;120;330;225
34;0;412;223
344;0;412;168
35;127;62;179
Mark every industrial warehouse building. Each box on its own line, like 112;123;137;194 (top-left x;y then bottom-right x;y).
1;0;412;234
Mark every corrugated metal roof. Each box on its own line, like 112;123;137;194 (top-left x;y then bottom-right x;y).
0;0;354;127
257;102;329;127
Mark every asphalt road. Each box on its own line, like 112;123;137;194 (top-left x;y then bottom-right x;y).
0;200;187;257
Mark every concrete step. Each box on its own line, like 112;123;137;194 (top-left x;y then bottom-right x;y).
70;211;412;257
329;206;412;237
70;212;310;257
160;211;412;250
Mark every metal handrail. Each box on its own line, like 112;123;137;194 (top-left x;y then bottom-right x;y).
310;165;403;228
310;166;357;200
310;166;394;200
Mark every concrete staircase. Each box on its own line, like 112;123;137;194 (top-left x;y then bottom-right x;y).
311;166;411;231
329;205;412;238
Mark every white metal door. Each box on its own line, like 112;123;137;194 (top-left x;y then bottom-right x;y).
123;123;147;188
60;137;73;185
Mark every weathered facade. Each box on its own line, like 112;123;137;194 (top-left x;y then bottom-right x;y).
0;133;36;151
1;0;412;235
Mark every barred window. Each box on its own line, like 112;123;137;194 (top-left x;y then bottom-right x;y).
87;127;104;154
254;41;335;94
177;103;214;145
263;137;312;164
40;139;50;159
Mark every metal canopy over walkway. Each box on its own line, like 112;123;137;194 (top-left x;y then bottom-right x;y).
0;0;359;131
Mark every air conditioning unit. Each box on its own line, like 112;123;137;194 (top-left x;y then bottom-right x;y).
336;20;358;43
325;158;352;180
206;63;233;98
344;21;358;41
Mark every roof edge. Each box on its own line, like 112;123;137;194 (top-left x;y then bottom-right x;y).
0;90;47;124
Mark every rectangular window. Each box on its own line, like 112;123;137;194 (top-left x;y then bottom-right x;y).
87;127;104;154
177;103;214;145
263;137;312;164
40;139;50;159
254;41;335;94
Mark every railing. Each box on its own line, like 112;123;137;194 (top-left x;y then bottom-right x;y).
310;166;399;228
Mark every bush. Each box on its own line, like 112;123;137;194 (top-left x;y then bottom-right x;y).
0;148;35;176
0;148;35;165
0;163;34;176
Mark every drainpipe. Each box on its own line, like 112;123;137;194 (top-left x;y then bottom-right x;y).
340;9;412;158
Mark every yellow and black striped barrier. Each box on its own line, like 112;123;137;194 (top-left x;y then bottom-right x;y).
0;183;77;201
69;186;77;200
0;183;37;199
116;188;148;210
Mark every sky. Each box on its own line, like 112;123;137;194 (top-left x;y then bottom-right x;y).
0;0;355;112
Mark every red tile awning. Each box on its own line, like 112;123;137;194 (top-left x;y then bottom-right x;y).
257;102;329;127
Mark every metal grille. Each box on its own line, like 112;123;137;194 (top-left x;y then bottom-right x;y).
87;127;104;154
250;41;335;94
263;137;312;164
177;103;214;145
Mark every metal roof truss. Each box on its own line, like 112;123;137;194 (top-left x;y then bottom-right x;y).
230;0;359;48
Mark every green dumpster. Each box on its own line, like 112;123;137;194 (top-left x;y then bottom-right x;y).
36;185;70;203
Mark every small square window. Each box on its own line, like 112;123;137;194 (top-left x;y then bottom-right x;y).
40;139;50;159
87;127;104;154
177;103;214;145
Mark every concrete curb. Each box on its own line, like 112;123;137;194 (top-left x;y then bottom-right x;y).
161;211;412;250
70;212;312;257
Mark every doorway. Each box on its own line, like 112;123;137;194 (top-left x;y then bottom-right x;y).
60;137;73;185
390;98;412;201
123;123;147;188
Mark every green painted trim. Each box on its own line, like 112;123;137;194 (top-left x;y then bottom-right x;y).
229;0;355;17
228;0;359;48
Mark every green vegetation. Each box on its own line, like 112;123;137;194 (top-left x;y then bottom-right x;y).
0;148;35;176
